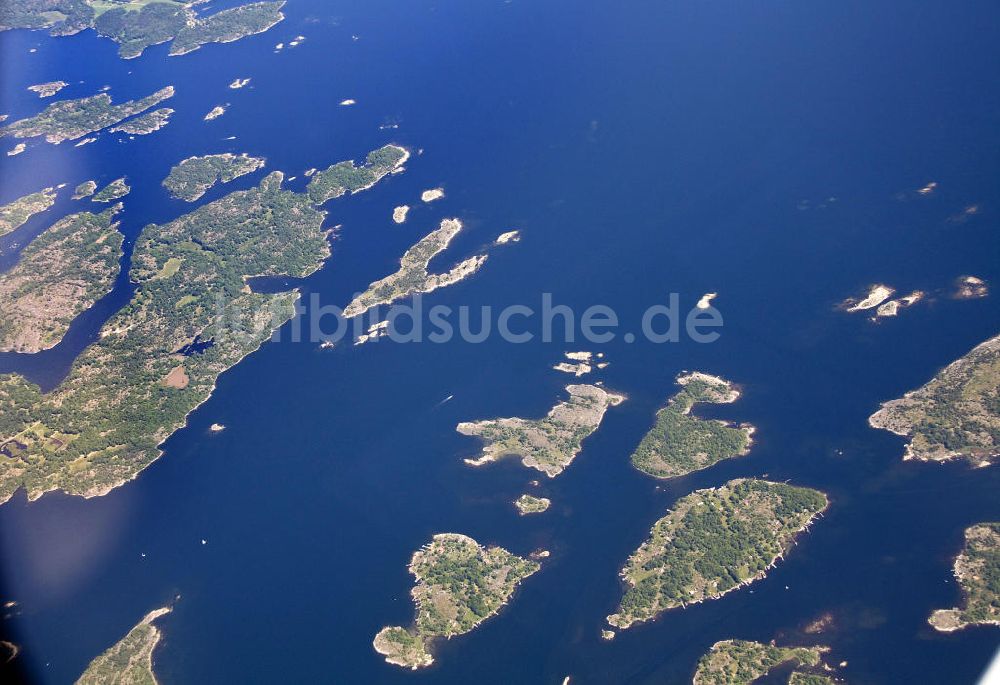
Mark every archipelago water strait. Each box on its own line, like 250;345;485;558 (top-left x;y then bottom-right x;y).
0;1;999;683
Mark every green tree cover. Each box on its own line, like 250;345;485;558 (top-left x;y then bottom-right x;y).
870;333;1000;464
76;606;171;685
692;640;826;685
373;534;539;669
162;153;266;201
306;144;408;204
631;372;753;479
929;522;1000;630
72;180;98;200
343;217;488;319
1;1;285;59
514;494;550;514
0;86;174;143
92;177;130;202
608;479;827;629
0;146;403;503
0;186;58;237
457;384;625;477
0;204;124;353
108;107;173;135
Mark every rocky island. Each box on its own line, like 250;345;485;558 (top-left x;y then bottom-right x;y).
693;640;832;685
373;533;539;669
458;384;625;477
109;107;174;135
0;85;175;144
0;145;403;503
0;186;58;238
1;0;285;60
631;372;754;479
869;333;1000;464
27;80;68;98
929;522;1000;632
92;177;130;202
0;204;123;353
76;606;171;684
72;181;97;200
162;153;266;201
342;218;487;319
514;494;550;515
607;479;827;629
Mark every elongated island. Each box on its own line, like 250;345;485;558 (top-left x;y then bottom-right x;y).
76;606;172;684
607;479;827;629
929;522;1000;632
693;639;835;685
374;533;539;669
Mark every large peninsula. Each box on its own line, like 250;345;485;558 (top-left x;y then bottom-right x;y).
76;606;171;684
373;533;539;670
0;85;175;144
1;1;285;60
458;384;625;477
0;205;123;353
869;333;1000;464
693;640;832;685
631;372;753;479
608;479;827;629
929;522;1000;632
0;145;404;503
0;186;58;238
162;153;266;201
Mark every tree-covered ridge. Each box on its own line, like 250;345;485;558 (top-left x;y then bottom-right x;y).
0;145;403;503
109;107;173;135
0;85;174;144
373;534;539;669
458;384;626;477
162;153;266;202
306;144;409;204
0;204;124;353
76;605;171;685
1;1;285;59
929;522;1000;632
632;372;754;479
0;186;58;238
342;218;488;319
692;640;828;685
608;479;827;629
869;333;1000;464
92;177;130;202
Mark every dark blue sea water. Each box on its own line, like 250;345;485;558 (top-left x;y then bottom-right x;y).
2;1;1000;682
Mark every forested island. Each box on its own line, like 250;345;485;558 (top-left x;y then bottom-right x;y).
0;186;57;237
162;153;266;201
306;144;408;204
607;479;827;629
514;494;550;515
0;204;123;353
0;85;174;144
0;145;404;503
869;333;1000;464
27;80;68;98
458;384;625;477
929;522;1000;632
72;181;97;200
76;606;171;684
373;533;539;669
1;0;285;60
631;372;754;479
693;640;833;685
109;107;173;135
92;177;130;202
342;218;487;319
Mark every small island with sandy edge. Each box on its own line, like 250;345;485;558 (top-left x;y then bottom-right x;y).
373;533;539;670
514;494;550;515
